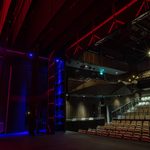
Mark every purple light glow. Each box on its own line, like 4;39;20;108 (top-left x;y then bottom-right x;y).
28;53;33;57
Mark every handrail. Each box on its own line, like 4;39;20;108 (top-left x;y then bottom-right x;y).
111;98;150;119
112;98;150;114
111;101;132;113
112;100;134;114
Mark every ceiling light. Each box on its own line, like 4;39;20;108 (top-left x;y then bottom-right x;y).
132;80;138;84
85;65;88;68
128;79;131;82
148;51;150;57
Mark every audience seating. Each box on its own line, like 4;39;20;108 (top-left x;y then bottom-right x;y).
78;129;87;134
141;121;150;142
132;121;142;140
123;121;135;139
87;128;96;135
78;105;150;143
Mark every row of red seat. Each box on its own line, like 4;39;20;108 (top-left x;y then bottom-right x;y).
78;120;150;142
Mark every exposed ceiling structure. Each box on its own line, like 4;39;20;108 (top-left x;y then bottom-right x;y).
1;0;150;97
0;0;149;60
92;10;150;64
0;0;114;56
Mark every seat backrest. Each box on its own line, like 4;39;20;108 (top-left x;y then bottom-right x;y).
139;114;145;120
135;115;140;119
130;121;136;126
143;121;149;127
145;115;150;120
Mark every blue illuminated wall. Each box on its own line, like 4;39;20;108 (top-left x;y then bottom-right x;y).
8;59;32;132
55;58;65;130
0;58;48;133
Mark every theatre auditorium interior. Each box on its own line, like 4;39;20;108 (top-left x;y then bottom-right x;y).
0;0;150;150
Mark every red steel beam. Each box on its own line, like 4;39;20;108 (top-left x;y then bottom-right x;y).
108;21;115;34
88;34;101;46
136;0;146;17
108;19;125;34
66;0;138;51
0;0;11;34
136;0;150;17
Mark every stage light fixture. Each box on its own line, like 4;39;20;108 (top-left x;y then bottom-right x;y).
99;68;105;75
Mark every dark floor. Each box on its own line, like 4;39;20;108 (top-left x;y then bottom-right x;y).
0;131;150;150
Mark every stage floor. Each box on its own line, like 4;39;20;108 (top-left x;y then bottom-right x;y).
0;131;150;150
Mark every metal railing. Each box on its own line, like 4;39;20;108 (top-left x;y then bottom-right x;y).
112;99;139;119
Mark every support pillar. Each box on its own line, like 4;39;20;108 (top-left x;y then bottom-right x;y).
48;51;65;133
106;105;110;124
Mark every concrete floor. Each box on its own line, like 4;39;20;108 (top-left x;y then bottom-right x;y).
0;131;150;150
